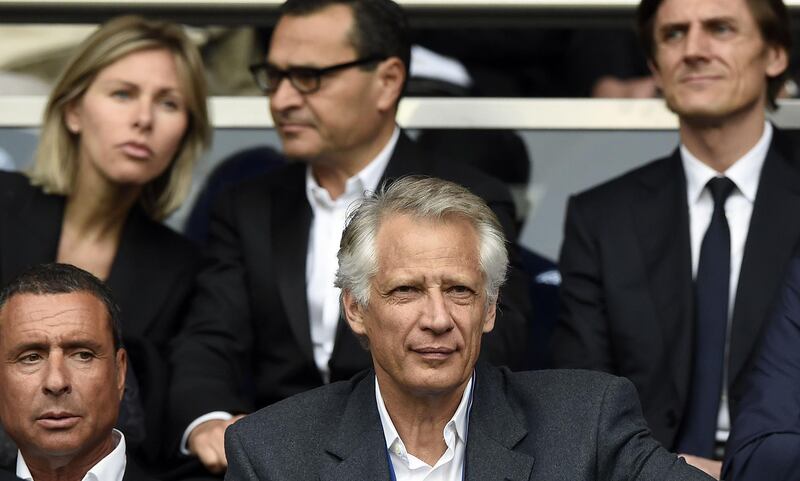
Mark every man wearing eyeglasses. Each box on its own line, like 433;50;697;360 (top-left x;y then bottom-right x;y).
168;0;530;476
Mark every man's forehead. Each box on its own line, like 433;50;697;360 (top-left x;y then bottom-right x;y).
655;0;753;25
375;214;482;269
268;5;358;66
0;293;109;343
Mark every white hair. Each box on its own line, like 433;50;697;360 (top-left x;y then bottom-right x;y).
335;176;508;308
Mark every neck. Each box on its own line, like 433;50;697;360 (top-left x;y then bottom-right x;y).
64;166;140;242
377;373;469;466
679;109;766;173
23;433;116;481
311;121;396;200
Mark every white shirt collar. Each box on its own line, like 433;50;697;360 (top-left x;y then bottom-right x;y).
17;429;127;481
375;373;473;466
305;126;400;208
681;121;771;204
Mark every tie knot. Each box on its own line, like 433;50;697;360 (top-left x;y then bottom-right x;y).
706;176;736;205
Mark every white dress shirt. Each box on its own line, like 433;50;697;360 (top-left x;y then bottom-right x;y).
376;375;473;481
680;121;772;443
305;127;399;381
17;429;126;481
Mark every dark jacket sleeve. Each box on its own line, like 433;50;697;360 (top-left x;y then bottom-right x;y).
167;186;255;450
597;376;711;480
722;258;800;481
551;194;615;372
224;425;260;481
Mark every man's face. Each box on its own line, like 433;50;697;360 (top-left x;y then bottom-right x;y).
649;0;787;123
0;292;126;467
344;214;496;399
266;4;398;163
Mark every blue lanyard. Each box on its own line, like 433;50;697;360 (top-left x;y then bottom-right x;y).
384;378;475;481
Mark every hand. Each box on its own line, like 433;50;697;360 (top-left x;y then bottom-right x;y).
679;454;722;479
591;75;658;99
188;415;246;474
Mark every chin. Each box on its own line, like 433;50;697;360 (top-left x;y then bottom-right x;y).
106;166;166;187
407;372;467;395
281;144;322;161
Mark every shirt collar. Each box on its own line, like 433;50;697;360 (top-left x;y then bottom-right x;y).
17;430;126;481
375;373;474;462
681;121;771;204
305;126;400;208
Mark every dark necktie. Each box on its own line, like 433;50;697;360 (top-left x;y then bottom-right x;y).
677;176;736;457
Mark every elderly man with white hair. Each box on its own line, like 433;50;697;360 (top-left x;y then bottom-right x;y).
224;176;711;481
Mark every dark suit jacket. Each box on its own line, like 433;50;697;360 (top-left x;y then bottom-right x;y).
224;362;711;481
124;457;160;481
552;130;800;450
0;469;21;481
722;257;800;481
169;132;531;445
0;171;203;467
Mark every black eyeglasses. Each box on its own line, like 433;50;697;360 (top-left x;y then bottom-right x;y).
249;55;386;95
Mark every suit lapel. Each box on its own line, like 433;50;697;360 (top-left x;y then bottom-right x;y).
320;374;391;481
379;131;429;184
106;207;167;337
1;185;63;283
729;133;800;388
272;165;315;360
630;152;694;404
465;363;534;481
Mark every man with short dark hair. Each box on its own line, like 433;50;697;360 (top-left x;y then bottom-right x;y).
0;263;153;481
170;0;530;474
553;0;800;477
225;176;711;481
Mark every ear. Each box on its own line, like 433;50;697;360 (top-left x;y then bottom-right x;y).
765;45;789;79
482;301;496;334
115;348;127;402
64;99;83;134
342;289;368;337
374;57;406;112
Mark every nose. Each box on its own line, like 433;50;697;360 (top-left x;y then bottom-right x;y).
42;353;71;397
269;76;303;113
683;26;711;63
419;290;455;335
133;98;154;131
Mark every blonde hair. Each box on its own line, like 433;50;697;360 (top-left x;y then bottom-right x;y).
29;15;211;220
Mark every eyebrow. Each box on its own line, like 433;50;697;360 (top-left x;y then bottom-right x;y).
659;14;738;30
9;338;105;354
99;78;182;94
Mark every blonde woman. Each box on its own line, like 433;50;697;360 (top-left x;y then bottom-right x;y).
0;15;210;472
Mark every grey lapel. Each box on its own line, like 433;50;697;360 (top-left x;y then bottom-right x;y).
465;363;534;481
729;134;800;388
320;374;391;481
629;152;694;406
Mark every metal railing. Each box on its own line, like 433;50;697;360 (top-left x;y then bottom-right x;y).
3;96;800;130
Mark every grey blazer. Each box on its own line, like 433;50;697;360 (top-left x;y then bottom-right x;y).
224;363;712;481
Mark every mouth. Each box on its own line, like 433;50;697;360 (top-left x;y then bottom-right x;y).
680;74;722;85
412;346;456;360
276;122;312;134
119;142;153;159
36;412;81;429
